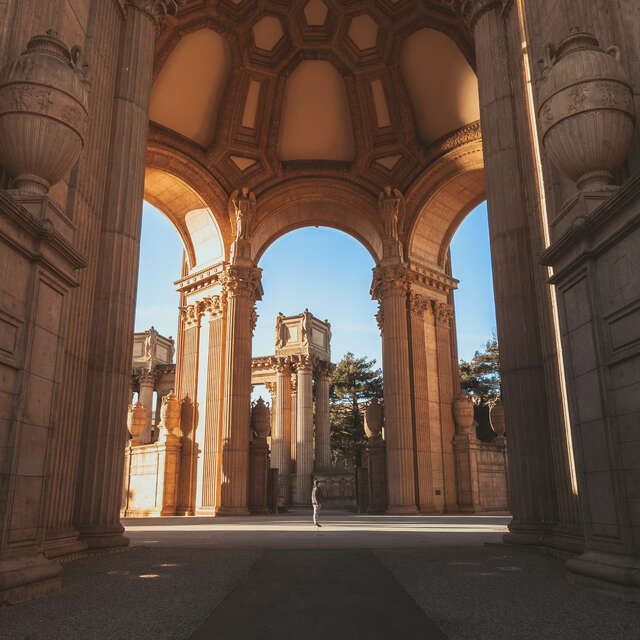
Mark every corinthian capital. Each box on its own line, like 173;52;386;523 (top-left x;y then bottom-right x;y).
370;264;409;301
461;0;502;29
222;264;263;301
127;0;183;27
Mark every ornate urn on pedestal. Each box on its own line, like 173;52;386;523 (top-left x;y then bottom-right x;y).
364;399;384;441
0;30;89;195
537;30;635;193
127;402;146;446
251;397;271;441
158;391;181;442
489;399;506;438
453;393;475;436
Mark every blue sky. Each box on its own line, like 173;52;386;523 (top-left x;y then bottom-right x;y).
134;201;496;365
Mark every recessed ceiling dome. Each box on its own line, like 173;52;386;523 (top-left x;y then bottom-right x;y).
149;29;231;147
400;28;480;145
278;60;355;162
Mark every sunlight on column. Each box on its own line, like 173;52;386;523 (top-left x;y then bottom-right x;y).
517;0;578;495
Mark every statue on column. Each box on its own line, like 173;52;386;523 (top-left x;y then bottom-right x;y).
275;312;286;349
228;186;256;265
301;308;312;346
378;186;404;261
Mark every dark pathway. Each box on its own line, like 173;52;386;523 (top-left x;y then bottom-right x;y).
189;549;447;639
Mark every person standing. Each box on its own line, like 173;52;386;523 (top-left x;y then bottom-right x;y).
312;479;323;528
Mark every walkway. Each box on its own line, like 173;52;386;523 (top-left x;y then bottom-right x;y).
1;514;639;639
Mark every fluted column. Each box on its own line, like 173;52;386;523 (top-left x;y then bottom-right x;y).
289;373;298;498
433;301;458;512
74;1;178;549
294;357;314;505
464;0;557;541
371;265;418;513
200;295;225;513
408;292;434;512
217;264;262;515
314;362;331;470
138;371;155;444
274;362;291;506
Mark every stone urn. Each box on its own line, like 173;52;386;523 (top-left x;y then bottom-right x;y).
364;399;383;439
159;391;181;440
127;402;146;446
537;30;635;192
251;397;271;439
0;30;89;195
452;394;474;435
489;399;505;438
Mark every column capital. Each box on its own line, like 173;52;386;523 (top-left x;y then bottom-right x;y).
314;360;332;380
370;264;409;301
294;354;313;373
180;300;204;329
126;0;183;28
433;301;454;327
202;294;225;319
407;291;430;318
461;0;503;29
222;264;263;301
137;369;156;386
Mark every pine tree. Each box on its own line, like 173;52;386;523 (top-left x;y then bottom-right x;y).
329;352;383;469
458;335;501;405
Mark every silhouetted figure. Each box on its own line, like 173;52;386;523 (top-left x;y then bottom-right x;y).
312;479;323;528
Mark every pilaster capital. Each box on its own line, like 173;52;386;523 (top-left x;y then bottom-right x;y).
407;291;430;317
370;264;409;301
180;301;204;329
265;381;276;395
295;354;313;373
275;357;292;376
433;301;454;327
202;294;225;319
126;0;182;28
222;264;263;302
461;0;502;29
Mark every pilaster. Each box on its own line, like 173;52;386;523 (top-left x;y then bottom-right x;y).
371;263;418;513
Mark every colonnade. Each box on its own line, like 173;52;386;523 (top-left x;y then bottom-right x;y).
253;354;332;507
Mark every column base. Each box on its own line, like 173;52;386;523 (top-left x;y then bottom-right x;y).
214;506;250;516
386;504;420;515
0;551;62;604
44;528;88;561
78;524;129;550
566;550;640;601
503;520;553;547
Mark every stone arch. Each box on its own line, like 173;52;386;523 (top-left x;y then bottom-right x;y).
405;140;485;269
143;168;225;270
251;179;382;264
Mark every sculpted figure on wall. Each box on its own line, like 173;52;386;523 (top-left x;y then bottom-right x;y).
378;186;404;261
229;186;256;242
301;308;312;345
275;312;286;348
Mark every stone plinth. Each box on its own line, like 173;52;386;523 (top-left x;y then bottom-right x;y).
248;437;271;515
364;438;387;514
121;437;182;517
313;472;357;510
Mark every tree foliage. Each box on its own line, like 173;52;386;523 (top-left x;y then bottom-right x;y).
458;336;501;405
328;352;383;469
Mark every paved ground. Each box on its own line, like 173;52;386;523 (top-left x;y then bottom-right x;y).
1;513;639;639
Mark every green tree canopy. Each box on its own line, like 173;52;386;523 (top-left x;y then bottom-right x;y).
458;335;501;405
328;353;383;469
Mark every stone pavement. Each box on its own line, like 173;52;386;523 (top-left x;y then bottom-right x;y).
1;514;638;639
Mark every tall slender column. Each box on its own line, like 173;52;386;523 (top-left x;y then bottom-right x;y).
138;371;155;444
289;373;298;498
315;362;331;470
371;265;418;513
294;357;314;505
274;362;291;506
74;1;180;549
434;302;458;512
217;265;262;514
464;0;557;541
408;292;434;512
200;295;225;513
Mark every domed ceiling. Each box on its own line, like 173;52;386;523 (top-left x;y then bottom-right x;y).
148;0;479;198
